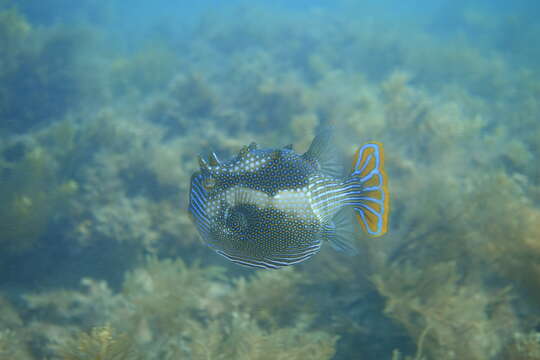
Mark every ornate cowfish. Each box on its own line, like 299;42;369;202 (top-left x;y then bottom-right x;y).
188;130;389;269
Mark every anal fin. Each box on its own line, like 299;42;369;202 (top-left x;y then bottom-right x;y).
323;207;359;255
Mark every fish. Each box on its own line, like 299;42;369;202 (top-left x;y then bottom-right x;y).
188;129;389;269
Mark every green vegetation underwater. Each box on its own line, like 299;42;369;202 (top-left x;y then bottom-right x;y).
0;0;539;358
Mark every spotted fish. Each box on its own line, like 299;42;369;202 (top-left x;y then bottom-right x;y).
188;130;389;269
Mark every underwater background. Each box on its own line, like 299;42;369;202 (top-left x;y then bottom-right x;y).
1;0;539;358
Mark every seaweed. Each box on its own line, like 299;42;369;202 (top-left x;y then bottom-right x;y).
185;314;337;360
0;329;33;360
0;296;33;359
503;332;540;360
108;44;180;99
0;7;102;133
169;73;217;118
224;268;312;329
55;324;137;360
0;145;77;252
465;173;540;306
19;255;338;359
121;256;225;335
373;261;517;359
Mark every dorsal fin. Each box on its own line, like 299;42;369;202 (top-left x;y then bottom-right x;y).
302;128;342;178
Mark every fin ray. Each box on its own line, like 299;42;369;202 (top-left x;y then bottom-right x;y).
323;207;359;255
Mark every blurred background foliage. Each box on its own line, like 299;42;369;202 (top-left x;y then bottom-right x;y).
0;1;539;359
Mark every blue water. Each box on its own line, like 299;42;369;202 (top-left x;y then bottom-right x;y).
0;1;539;359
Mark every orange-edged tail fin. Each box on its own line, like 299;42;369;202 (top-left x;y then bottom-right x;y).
350;142;389;237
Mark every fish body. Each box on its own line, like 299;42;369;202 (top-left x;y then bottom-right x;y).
188;131;389;269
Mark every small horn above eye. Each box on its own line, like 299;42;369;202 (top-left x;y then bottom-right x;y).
198;155;210;171
208;151;220;166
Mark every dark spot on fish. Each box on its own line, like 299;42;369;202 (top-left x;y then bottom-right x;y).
226;204;258;236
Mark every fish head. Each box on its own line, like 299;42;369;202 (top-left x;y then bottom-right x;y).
189;143;273;242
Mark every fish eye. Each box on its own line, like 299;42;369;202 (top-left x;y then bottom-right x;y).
203;177;216;190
